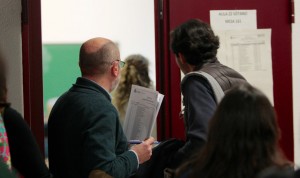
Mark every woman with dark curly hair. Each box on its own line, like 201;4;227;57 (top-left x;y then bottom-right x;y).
176;84;292;178
112;54;152;125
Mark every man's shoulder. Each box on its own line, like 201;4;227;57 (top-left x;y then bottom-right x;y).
181;72;210;90
70;78;111;101
3;107;23;121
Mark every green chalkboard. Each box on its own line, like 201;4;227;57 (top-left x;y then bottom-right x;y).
42;44;81;116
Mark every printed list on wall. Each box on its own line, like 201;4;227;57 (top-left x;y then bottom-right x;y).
210;10;274;105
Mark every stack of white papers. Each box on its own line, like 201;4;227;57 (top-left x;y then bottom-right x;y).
123;85;164;141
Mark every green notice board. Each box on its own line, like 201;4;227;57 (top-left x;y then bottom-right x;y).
42;44;81;115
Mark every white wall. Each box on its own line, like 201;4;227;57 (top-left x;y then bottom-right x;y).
41;0;156;84
293;0;300;166
0;0;23;114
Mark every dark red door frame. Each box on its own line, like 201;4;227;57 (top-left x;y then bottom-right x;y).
154;0;185;141
21;0;45;154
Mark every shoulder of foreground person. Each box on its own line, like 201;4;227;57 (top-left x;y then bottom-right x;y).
3;107;51;178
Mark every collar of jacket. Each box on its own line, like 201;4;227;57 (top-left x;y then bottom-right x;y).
72;77;112;101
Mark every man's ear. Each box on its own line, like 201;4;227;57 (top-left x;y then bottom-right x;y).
111;63;119;77
178;53;187;64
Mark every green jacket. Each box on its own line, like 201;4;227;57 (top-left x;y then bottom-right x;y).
48;77;138;178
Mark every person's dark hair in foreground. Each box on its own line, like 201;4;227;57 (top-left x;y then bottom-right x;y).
176;83;291;178
295;169;300;178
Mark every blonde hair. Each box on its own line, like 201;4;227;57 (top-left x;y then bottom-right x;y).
113;54;152;122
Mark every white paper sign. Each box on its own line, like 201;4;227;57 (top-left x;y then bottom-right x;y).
217;29;274;104
210;10;257;30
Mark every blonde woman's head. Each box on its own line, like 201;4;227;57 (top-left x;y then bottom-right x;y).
113;54;152;123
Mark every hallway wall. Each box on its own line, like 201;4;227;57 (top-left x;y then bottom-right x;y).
0;0;23;114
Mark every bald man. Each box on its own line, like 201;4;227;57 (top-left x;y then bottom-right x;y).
48;37;154;178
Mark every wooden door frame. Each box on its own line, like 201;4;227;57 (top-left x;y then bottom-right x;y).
21;0;45;154
154;0;184;141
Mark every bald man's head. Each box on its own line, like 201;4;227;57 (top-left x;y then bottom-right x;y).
79;37;120;76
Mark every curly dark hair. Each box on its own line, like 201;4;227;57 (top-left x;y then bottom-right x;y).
170;19;219;67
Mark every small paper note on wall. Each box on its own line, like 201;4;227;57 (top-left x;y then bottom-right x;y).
210;10;257;30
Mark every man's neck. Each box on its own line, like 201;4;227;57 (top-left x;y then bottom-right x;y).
82;75;111;92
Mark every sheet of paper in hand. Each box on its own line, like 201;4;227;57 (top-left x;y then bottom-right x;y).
123;85;164;141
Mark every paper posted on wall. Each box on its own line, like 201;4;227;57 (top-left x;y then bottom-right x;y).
123;85;164;141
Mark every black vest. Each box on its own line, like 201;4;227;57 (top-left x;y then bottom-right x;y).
200;60;247;92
